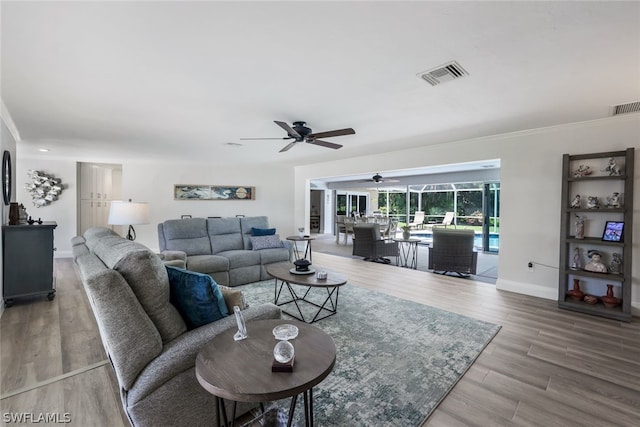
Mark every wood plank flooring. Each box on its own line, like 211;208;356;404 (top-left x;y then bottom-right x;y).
1;254;639;426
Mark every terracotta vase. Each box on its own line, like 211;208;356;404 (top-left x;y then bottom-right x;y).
601;284;620;308
567;278;585;301
9;202;20;225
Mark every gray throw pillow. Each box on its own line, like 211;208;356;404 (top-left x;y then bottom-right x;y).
250;234;284;251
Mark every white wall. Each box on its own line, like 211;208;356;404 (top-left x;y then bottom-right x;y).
12;158;296;256
295;114;640;313
121;161;296;251
11;114;640;314
16;158;78;257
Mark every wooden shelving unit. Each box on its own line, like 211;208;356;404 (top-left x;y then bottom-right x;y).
558;148;634;321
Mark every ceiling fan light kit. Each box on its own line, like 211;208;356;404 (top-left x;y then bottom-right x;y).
241;120;355;152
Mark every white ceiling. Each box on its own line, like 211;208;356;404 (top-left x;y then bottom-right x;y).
2;1;639;168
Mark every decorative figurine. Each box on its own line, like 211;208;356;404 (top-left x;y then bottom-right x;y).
586;196;600;209
572;165;592;178
570;247;583;270
609;253;622;274
584;250;608;273
602;157;622;176
570;194;581;208
605;192;621;208
574;215;586;239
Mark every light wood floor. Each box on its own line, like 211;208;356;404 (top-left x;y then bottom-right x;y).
1;254;639;426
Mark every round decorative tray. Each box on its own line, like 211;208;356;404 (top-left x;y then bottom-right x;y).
289;267;316;275
273;324;299;340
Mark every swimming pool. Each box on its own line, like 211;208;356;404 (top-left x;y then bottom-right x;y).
411;232;500;251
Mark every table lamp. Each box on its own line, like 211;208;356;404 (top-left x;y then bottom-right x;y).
108;199;149;240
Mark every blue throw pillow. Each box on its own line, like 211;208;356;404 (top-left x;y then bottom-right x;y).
166;266;229;329
251;227;276;236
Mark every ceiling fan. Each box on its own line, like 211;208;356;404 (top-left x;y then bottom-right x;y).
241;121;355;152
362;173;400;184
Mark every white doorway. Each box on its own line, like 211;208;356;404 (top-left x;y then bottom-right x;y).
77;162;122;235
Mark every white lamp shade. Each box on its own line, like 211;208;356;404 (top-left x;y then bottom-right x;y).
108;201;150;225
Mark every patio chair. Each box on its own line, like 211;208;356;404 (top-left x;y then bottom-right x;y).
409;211;425;229
352;223;398;263
381;219;398;240
427;211;456;229
428;228;477;277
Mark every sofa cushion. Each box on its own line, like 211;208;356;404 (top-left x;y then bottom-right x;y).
258;247;290;265
83;267;163;391
218;250;261;269
250;234;284;251
186;254;229;274
84;228;120;252
207;218;244;253
240;216;270;249
166;266;229;329
93;239;187;343
251;227;276;236
160;218;212;256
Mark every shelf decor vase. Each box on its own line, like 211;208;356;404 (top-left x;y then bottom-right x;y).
601;284;620;309
9;202;20;225
567;279;585;301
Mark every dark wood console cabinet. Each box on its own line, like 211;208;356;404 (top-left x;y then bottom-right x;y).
2;221;57;307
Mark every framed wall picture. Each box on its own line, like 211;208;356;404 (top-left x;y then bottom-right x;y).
174;185;255;200
601;221;624;242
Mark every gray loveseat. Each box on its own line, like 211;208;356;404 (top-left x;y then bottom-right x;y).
158;216;291;287
72;227;281;426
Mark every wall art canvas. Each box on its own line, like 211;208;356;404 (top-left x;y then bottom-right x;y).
174;185;254;200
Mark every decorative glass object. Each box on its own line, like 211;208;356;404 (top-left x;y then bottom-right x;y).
273;340;295;364
233;306;247;341
273;324;299;341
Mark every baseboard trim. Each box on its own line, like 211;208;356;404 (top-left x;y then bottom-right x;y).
496;278;557;300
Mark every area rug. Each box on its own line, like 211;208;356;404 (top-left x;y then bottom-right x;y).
238;280;501;426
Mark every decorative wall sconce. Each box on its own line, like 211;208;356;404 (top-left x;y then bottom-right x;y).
24;169;64;207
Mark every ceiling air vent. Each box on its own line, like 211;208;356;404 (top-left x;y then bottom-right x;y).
418;61;468;86
611;101;640;116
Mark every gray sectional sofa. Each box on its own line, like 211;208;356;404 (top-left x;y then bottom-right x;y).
157;216;292;287
72;227;281;426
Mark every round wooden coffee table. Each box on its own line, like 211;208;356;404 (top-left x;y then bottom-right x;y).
266;262;347;323
196;319;335;426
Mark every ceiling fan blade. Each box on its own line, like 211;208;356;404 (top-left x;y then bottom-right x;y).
308;128;355;139
307;139;343;150
279;142;296;152
240;137;292;140
274;121;302;138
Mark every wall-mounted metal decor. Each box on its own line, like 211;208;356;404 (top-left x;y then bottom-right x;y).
174;185;255;200
25;169;64;207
